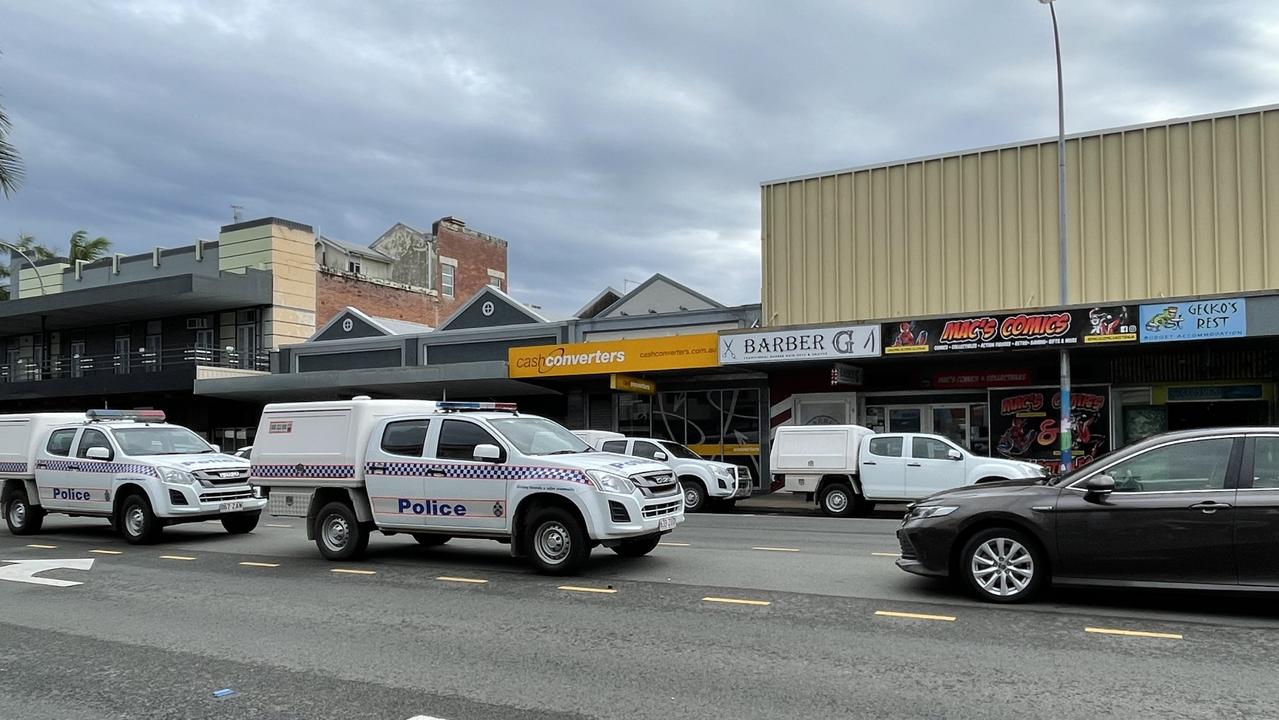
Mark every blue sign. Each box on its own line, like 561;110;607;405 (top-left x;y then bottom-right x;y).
1139;298;1246;343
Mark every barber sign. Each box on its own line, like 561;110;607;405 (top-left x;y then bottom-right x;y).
719;325;881;364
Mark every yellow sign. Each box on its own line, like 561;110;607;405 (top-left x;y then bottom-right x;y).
688;443;761;457
610;374;656;394
509;334;720;378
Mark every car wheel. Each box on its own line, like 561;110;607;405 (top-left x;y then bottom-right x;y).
413;534;451;547
961;528;1045;603
525;506;588;575
611;533;661;557
221;511;260;535
314;502;369;561
118;493;162;545
680;479;707;513
4;488;44;536
819;482;857;518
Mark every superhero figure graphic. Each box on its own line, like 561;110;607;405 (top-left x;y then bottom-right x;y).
996;418;1037;458
1088;306;1129;336
891;322;928;347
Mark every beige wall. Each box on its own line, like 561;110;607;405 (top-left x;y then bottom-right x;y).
762;105;1279;326
218;219;317;349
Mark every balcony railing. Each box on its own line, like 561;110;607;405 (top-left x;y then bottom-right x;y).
1;345;271;383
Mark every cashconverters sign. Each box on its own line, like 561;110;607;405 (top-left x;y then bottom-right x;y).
508;334;719;378
883;305;1137;354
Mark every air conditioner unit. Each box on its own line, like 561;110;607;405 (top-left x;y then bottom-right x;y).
186;318;209;330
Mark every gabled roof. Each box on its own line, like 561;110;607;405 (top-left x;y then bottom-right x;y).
596;273;724;318
438;285;549;331
574;286;623;319
369;222;431;253
317;235;395;263
310;306;433;342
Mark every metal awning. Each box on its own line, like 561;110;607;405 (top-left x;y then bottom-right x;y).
193;361;560;402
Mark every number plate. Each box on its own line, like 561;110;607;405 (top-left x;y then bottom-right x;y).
658;516;676;531
219;501;244;513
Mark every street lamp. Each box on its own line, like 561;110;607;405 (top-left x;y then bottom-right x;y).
0;240;51;381
1039;0;1072;474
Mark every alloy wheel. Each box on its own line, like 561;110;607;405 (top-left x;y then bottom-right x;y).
971;537;1034;598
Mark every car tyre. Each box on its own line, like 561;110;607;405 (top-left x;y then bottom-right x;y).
611;533;661;557
960;527;1045;604
314;501;369;561
221;511;260;535
413;534;451;547
4;487;44;536
118;493;163;545
680;479;707;513
818;482;857;518
525;506;588;575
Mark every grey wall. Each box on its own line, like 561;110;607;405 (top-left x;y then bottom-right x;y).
297;348;403;372
441;289;541;331
313;312;387;342
424;336;558;365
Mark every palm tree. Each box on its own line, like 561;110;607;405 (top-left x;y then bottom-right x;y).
67;229;111;262
0;95;22;199
0;233;53;300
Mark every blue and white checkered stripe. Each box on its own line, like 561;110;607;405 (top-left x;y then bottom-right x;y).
252;464;357;479
0;461;28;474
34;459;158;477
367;462;591;486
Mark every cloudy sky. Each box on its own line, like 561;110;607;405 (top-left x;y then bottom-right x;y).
2;1;1276;314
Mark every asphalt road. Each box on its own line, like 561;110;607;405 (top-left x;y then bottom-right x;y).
2;512;1278;720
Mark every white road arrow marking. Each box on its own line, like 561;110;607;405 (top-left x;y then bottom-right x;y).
0;558;95;587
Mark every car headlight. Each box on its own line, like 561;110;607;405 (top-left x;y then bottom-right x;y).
159;467;200;486
587;470;636;495
909;505;958;520
713;466;735;480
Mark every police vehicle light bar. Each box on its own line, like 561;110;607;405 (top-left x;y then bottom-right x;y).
437;401;518;414
86;409;167;423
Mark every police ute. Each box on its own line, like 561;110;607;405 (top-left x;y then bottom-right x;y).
250;398;686;574
1;410;265;542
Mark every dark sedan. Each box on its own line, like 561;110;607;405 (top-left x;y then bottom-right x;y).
896;427;1279;603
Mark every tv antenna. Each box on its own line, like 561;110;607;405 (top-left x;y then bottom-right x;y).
231;204;244;223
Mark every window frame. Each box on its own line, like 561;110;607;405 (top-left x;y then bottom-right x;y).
379;419;432;458
867;435;904;458
433;418;505;463
441;263;456;298
911;436;956;461
45;428;78;457
1241;435;1279;491
600;440;627;454
75;428;115;461
1065;435;1242;494
633;440;664;460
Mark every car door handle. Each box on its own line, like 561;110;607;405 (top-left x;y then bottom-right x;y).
863;461;877;466
906;462;922;467
1189;501;1232;514
426;468;447;477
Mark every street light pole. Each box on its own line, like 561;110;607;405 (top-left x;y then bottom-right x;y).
0;240;51;381
1041;0;1072;474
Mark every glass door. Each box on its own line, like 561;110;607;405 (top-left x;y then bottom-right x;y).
930;405;970;448
236;324;258;369
114;337;130;374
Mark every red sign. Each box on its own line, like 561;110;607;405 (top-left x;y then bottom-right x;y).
932;370;1031;389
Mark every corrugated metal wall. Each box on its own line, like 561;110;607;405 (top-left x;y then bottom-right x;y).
762;106;1279;326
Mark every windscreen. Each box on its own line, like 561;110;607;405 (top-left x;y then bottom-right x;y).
488;417;591;456
113;427;215;456
659;441;702;460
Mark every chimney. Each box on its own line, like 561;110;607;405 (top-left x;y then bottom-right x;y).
433;216;466;234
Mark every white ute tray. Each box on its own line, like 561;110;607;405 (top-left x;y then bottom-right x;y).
0;413;88;480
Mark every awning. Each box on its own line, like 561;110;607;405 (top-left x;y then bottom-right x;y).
193;361;560;402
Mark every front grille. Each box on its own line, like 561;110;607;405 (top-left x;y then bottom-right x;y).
898;533;918;560
194;468;251;486
200;489;253;503
632;471;678;498
641;499;681;518
609;500;631;523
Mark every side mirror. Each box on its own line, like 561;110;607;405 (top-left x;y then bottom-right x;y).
473;443;502;463
653;451;669;462
210;444;221;454
1085;474;1115;497
85;447;112;461
947;449;963;461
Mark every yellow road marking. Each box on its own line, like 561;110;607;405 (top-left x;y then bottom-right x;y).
559;585;617;594
436;576;488;584
659;541;690;547
25;544;57;549
89;549;122;555
159;555;197;561
752;546;800;552
875;610;956;622
871;552;901;557
265;523;293;528
330;568;377;575
703;596;771;607
239;561;280;568
1085;626;1182;640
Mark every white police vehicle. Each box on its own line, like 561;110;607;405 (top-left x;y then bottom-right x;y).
574;431;753;512
250;398;686;574
1;410;265;542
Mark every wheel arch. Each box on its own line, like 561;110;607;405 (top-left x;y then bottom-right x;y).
817;474;859;497
949;515;1053;580
510;491;591;558
111;481;155;518
305;487;365;541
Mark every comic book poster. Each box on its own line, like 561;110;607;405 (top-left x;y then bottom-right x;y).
883;306;1136;354
988;385;1111;475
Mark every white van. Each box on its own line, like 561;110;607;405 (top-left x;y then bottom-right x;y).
770;425;1045;516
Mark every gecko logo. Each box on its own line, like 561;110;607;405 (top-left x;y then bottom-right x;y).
398;499;468;517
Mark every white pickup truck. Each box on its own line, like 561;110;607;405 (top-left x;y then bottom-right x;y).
573;430;752;512
1;410;264;542
771;425;1045;517
250;398;685;574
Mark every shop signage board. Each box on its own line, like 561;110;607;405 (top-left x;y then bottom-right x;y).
883;305;1137;355
988;384;1111;475
609;373;656;394
508;334;719;378
718;325;880;365
1139;298;1247;343
932;370;1031;389
829;363;864;387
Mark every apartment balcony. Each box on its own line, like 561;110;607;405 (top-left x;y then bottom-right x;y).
0;346;272;401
